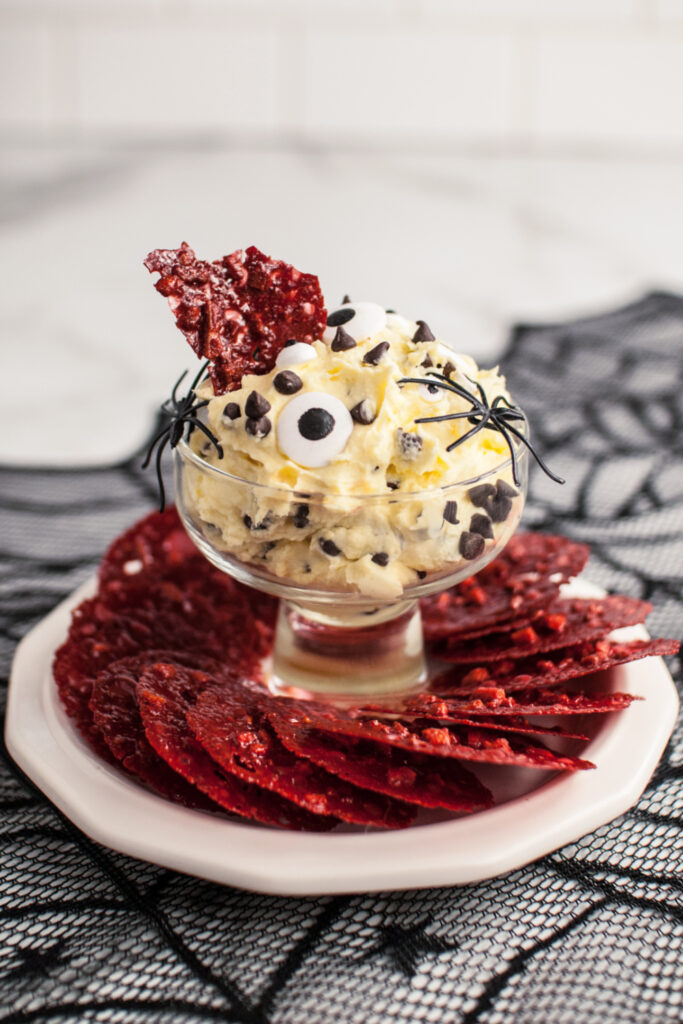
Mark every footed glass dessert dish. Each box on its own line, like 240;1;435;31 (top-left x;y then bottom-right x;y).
174;439;528;699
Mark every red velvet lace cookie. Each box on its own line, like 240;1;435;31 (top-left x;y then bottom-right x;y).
52;509;680;831
440;595;652;663
144;243;327;393
136;662;334;831
431;637;680;696
187;678;416;828
421;533;590;643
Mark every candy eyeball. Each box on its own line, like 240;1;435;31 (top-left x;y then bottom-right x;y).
385;312;411;334
275;342;318;369
419;381;443;403
323;302;387;344
277;392;353;468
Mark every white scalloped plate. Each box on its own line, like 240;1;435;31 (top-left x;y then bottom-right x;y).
5;577;679;896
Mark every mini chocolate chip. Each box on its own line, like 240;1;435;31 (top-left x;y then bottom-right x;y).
350;399;376;425
412;320;435;343
262;541;276;557
397;429;423;458
371;552;389;567
223;401;241;420
331;326;357;351
470;513;494;538
468;483;497;508
273;370;302;395
468;481;511;523
244;513;271;531
319;538;341;557
293;503;309;528
420;354;434;368
363;341;390;365
443;500;459;525
284;338;297;348
342;294;351;304
298;408;335;441
459;531;486;561
327;308;355;327
245;391;271;419
496;479;518;498
443;361;455;379
245;415;271;438
416;570;427;580
386;308;396;314
387;480;400;491
488;494;512;524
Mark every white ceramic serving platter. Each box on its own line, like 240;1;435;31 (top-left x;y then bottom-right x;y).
6;577;679;896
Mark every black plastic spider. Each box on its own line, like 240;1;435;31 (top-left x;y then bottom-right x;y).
397;372;564;487
142;360;223;510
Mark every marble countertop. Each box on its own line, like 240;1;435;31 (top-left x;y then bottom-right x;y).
2;142;683;467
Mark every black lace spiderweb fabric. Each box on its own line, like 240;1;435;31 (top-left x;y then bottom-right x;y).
1;292;682;1023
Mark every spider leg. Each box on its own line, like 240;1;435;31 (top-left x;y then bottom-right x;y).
189;358;211;394
473;381;489;407
492;394;514;408
492;394;519;411
494;421;520;485
170;369;188;405
445;416;491;452
493;402;525;423
424;373;481;405
141;424;171;469
184;417;224;458
503;421;566;484
154;435;170;511
414;410;480;425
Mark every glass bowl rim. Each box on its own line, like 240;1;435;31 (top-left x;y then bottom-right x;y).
174;419;529;502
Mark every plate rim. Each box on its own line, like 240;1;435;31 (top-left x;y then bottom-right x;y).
5;576;679;896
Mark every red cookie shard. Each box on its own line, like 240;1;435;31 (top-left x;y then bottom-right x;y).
440;596;652;663
269;715;493;812
90;652;219;809
266;701;594;771
431;637;680;695
144;243;326;393
137;663;332;830
402;688;640;719
421;533;589;642
188;683;416;828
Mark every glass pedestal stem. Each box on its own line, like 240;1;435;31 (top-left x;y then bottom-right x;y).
269;599;427;701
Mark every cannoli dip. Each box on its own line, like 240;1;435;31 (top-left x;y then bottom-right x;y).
182;303;524;600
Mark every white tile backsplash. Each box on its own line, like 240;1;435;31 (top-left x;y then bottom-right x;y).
302;29;520;141
2;0;683;152
416;0;645;25
73;23;280;130
0;24;52;127
530;36;683;146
